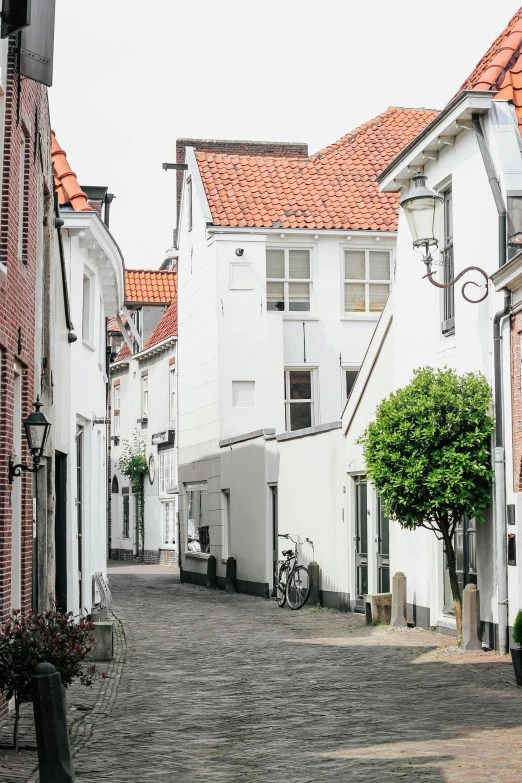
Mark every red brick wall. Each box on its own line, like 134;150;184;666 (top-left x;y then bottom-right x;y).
511;311;522;491
0;37;52;632
174;137;309;243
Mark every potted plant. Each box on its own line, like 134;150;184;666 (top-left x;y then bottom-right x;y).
0;607;100;751
511;609;522;686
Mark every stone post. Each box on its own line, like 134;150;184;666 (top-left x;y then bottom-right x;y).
225;556;237;592
308;561;320;606
390;571;408;628
206;554;217;589
32;662;76;783
461;583;482;652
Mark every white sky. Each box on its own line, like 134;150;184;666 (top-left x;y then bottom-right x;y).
49;0;522;270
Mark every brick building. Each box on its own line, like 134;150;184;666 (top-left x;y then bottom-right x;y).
0;33;54;623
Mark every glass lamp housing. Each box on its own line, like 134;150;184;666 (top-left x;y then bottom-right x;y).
24;396;51;459
401;174;443;248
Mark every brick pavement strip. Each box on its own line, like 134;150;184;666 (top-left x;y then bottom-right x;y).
0;573;522;781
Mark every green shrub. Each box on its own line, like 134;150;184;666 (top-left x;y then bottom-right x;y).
513;609;522;646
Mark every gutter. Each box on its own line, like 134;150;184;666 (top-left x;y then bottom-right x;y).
54;192;76;341
472;113;509;655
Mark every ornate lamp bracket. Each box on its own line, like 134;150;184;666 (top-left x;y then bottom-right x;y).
8;454;38;485
421;246;489;304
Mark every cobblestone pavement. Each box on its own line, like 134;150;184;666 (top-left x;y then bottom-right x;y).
2;572;522;782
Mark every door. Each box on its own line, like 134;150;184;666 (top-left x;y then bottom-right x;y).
134;493;140;558
271;486;278;597
55;452;68;612
11;365;22;610
377;496;390;593
443;517;477;614
355;477;368;612
76;425;84;614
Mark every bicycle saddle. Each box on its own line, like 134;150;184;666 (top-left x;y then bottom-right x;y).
282;549;294;557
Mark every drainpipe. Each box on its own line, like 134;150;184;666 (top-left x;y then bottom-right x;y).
473;113;509;654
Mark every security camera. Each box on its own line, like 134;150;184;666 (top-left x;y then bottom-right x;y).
235;248;244;257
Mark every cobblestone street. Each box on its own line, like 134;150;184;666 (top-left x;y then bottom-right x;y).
2;567;522;782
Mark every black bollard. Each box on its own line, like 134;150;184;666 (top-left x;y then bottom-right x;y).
206;554;217;589
225;556;237;592
308;561;321;606
32;662;76;783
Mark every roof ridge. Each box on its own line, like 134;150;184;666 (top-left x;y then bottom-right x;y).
460;7;522;91
126;268;177;274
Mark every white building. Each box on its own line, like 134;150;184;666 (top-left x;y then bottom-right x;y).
340;17;522;650
109;273;178;564
175;112;435;599
51;134;125;615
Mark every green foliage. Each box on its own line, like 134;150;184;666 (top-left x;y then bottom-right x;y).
118;430;148;558
0;607;100;749
513;609;522;646
359;367;494;532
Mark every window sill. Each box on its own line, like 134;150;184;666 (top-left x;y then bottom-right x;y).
82;339;96;351
184;551;210;560
281;314;320;321
341;314;381;322
160;545;176;551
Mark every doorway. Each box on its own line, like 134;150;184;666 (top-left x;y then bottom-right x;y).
443;517;477;614
377;496;390;593
76;425;84;614
354;476;368;612
55;452;68;612
270;485;278;597
11;364;22;610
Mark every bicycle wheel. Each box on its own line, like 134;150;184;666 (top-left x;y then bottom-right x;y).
287;566;310;610
276;563;288;608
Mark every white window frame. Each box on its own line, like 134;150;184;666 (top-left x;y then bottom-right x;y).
161;499;176;548
342;248;391;316
158;448;176;495
169;366;176;421
342;365;360;406
141;374;149;419
266;247;313;314
113;411;120;437
284;367;316;432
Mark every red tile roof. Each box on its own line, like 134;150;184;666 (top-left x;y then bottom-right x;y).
196;108;437;231
460;8;522;130
116;343;131;361
51;132;92;212
125;269;178;305
143;301;178;350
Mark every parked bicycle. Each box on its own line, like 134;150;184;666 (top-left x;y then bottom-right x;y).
275;534;313;610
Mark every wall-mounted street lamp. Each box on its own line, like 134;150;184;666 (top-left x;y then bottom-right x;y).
400;172;489;303
8;396;51;484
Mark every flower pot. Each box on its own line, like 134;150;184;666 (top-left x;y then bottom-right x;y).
510;647;522;686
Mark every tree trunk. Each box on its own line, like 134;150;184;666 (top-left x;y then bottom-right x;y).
13;696;21;751
443;531;462;642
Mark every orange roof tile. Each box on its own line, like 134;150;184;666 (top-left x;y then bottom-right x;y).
143;301;178;350
460;8;522;130
116;343;131;361
51;132;92;212
125;269;178;305
196;108;437;231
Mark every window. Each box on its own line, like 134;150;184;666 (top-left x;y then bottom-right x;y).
82;273;92;341
141;374;148;419
222;489;231;558
232;381;255;407
344;250;390;314
187;178;192;231
113;384;120;411
99;299;106;365
162;501;176;547
18;133;28;263
442;188;454;335
186;483;209;554
113;411;120;437
123;495;130;538
158;448;175;495
266;248;311;312
284;369;314;431
344;367;360;402
169;366;176;420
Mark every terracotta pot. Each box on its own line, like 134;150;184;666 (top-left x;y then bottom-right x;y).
510;647;522;686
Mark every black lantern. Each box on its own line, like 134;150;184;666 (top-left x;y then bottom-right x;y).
9;396;51;483
400;172;489;303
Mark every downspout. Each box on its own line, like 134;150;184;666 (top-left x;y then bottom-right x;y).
473;113;509;655
53;192;77;341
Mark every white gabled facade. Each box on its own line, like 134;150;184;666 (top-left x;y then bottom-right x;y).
59;208;125;616
110;312;178;565
343;91;522;647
